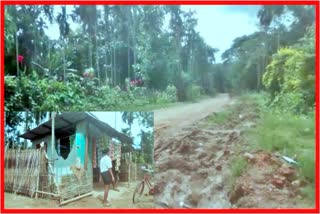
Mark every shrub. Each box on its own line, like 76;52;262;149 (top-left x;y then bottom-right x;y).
270;92;306;114
5;76;177;112
164;84;177;102
186;84;202;101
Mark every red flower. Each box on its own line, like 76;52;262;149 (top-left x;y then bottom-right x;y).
17;55;24;63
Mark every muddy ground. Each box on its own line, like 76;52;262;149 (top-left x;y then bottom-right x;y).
153;94;313;208
5;181;153;208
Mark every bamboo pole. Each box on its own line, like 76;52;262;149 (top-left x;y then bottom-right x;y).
85;121;89;170
59;191;93;206
128;152;131;187
35;190;59;197
15;32;19;77
51;112;56;159
35;150;40;198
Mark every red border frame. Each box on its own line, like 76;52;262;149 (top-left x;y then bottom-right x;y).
1;0;319;213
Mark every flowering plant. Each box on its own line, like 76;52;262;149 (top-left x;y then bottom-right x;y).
130;78;143;87
17;55;24;63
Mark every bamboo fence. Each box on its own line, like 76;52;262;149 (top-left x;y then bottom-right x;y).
5;149;47;197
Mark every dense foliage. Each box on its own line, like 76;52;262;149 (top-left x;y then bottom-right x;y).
5;74;178;112
5;5;217;103
221;5;315;113
263;25;315;113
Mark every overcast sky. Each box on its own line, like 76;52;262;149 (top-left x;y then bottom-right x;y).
181;5;260;61
90;112;152;149
44;5;260;62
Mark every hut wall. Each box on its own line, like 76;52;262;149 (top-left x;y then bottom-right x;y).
26;120;94;201
57;120;93;201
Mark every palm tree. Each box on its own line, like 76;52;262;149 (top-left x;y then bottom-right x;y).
56;6;70;81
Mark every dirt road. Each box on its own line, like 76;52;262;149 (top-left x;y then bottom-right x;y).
154;94;233;138
153;94;236;208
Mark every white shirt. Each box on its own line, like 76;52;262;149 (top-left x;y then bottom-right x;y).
100;155;112;173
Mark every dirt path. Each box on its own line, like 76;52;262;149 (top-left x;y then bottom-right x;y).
153;94;236;208
5;181;153;208
154;93;233;139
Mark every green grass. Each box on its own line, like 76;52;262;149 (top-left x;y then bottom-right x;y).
237;92;269;113
248;112;314;158
204;109;234;125
125;102;180;111
300;184;315;203
244;95;315;203
125;95;213;111
231;157;248;177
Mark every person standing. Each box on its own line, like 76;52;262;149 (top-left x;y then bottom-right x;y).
100;148;115;207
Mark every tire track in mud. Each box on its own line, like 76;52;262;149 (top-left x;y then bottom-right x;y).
153;95;308;208
154;128;241;208
153;94;237;208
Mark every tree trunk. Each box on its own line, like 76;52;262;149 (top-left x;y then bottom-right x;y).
128;46;130;81
111;47;113;86
63;39;66;82
114;46;116;86
257;65;260;91
127;6;132;82
105;49;109;85
89;38;93;68
95;26;100;86
132;7;137;79
15;33;19;77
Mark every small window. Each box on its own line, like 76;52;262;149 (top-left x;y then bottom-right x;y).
56;135;74;160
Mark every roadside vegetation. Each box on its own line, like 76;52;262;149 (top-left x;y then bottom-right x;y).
247;97;315;203
203;92;315;205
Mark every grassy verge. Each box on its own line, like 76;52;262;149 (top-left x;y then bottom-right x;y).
244;94;315;203
203;92;315;204
125;95;214;111
203;109;234;125
231;157;248;177
125;102;181;111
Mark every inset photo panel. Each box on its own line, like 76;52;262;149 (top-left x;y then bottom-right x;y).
4;112;154;208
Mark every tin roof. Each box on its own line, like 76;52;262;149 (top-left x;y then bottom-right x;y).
19;112;132;144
